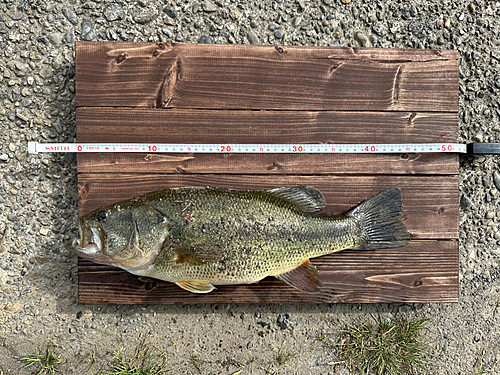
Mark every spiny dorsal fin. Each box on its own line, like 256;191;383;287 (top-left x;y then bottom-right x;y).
265;186;326;213
172;244;224;266
175;280;216;293
275;259;322;293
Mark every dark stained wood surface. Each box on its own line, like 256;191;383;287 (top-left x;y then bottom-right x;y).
78;241;458;304
76;107;459;175
77;174;459;240
76;42;459;112
76;42;460;304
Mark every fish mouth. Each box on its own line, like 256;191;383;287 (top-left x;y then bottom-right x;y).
67;219;103;256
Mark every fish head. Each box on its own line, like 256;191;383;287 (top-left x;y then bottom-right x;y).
68;200;171;270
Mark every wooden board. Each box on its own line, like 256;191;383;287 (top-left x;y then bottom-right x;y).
75;41;460;304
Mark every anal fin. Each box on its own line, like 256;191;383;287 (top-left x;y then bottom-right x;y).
175;280;216;294
275;259;322;294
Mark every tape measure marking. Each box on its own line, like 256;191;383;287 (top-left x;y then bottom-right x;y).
28;142;467;154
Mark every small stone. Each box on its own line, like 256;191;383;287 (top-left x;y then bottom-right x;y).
482;175;491;188
62;8;78;25
247;30;259;45
10;189;17;195
198;36;212;44
203;1;217;12
134;13;155;24
473;155;486;166
493;171;500;190
76;311;83;319
355;32;371;47
53;122;63;134
323;0;333;4
7;215;19;222
444;18;451;29
277;313;293;330
16;112;29;122
48;33;63;46
106;28;117;40
12;13;22;21
494;231;500;240
0;154;8;162
163;6;177;19
274;30;283;39
39;227;49;236
491;189;498;196
103;4;124;21
469;3;476;12
65;32;75;44
455;37;462;46
8;143;16;152
69;327;76;334
81;18;96;41
269;23;278;31
341;0;351;3
460;195;472;209
292;16;302;27
486;212;495;219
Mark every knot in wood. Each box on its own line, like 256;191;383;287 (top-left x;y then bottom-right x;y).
144;280;158;290
275;46;286;54
116;53;127;64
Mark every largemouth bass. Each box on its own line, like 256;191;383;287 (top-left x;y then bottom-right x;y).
69;186;410;294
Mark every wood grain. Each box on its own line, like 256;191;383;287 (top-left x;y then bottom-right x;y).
76;152;459;175
76;107;459;175
78;240;458;304
77;174;459;239
76;42;459;111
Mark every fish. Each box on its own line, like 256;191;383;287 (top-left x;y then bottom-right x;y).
68;186;410;294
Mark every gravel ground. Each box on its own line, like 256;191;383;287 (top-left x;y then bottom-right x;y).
0;0;499;374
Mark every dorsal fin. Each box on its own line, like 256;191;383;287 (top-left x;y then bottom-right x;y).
275;259;322;293
265;186;326;213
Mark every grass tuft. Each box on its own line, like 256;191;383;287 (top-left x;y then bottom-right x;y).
334;314;429;375
22;348;61;375
104;341;169;375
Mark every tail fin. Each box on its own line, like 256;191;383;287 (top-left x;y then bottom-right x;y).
346;188;410;250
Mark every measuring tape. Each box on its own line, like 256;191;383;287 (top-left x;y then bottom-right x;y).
28;142;478;154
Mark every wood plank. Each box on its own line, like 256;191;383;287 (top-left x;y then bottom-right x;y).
76;152;459;175
76;42;459;111
76;108;460;144
76;107;459;175
77;174;459;239
78;240;458;304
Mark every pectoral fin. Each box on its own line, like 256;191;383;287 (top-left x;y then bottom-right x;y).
175;280;216;293
276;259;322;293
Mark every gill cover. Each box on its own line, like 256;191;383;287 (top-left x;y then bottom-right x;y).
70;200;171;270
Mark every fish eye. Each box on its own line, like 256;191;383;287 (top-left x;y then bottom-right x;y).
97;211;107;222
